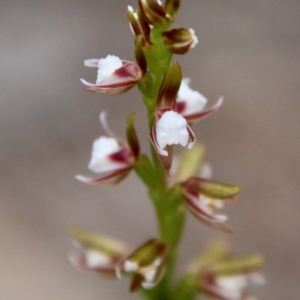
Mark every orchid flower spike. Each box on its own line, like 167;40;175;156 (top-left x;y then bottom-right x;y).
175;78;224;124
76;112;136;186
181;177;241;232
80;55;142;95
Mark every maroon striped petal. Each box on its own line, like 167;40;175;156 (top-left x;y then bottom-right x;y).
76;167;132;186
184;97;223;123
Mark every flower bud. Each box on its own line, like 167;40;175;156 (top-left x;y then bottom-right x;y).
138;0;171;26
80;55;142;95
162;28;198;54
127;5;142;36
127;6;151;44
164;0;180;19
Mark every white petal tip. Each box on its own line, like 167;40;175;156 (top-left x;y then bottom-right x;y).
160;150;168;156
124;260;138;272
215;214;228;222
80;78;96;87
217;97;224;105
187;142;195;149
75;174;90;183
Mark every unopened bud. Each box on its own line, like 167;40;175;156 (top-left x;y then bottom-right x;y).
139;0;171;26
162;28;198;54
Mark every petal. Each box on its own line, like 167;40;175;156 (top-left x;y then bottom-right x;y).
84;59;100;67
184;177;240;200
164;0;180;18
82;82;138;95
75;167;132;186
186;122;196;149
156;63;182;110
81;60;142;95
184;97;224;123
88;137;126;173
68;252;117;277
126;113;140;158
150;121;173;175
99;111;115;137
150;121;168;156
185;192;228;223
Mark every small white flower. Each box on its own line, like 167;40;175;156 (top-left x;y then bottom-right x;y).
68;227;131;277
156;111;189;149
80;56;142;95
95;55;122;83
76;112;135;186
82;55;122;84
175;78;223;123
88;137;123;173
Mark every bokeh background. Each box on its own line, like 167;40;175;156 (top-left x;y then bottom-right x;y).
1;0;299;299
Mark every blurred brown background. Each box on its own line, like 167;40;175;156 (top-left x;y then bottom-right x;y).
1;0;299;299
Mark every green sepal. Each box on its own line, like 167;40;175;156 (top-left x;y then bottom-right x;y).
138;72;154;105
127;9;141;36
187;240;230;275
135;35;147;75
184;177;241;200
200;179;241;199
127;239;167;268
139;0;171;27
164;0;180;19
156;62;182;110
208;254;265;276
69;227;128;256
126;113;140;159
137;8;151;44
175;143;206;183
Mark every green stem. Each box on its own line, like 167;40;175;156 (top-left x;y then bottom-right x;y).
135;29;187;300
